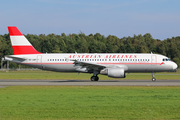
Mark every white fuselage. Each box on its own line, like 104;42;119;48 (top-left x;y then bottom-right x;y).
5;53;177;73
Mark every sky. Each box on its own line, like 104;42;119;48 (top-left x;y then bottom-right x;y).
0;0;180;40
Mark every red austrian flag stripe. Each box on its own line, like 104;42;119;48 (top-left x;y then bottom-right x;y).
8;26;23;36
12;46;42;55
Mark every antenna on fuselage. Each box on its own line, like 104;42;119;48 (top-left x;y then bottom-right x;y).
75;51;77;60
151;52;153;54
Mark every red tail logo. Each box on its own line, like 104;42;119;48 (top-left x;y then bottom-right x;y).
8;26;42;55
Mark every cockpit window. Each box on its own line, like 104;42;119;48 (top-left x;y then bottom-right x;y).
162;58;171;61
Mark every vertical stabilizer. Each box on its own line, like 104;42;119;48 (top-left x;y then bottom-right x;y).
8;26;42;55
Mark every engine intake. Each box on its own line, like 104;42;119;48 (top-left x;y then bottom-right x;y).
107;68;126;78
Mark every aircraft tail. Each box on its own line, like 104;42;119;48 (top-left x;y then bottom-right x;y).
8;26;42;55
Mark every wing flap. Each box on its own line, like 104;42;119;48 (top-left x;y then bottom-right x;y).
71;59;107;72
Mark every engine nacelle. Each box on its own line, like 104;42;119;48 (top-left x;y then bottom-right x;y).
107;68;126;78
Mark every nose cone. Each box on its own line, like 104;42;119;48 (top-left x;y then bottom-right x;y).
173;62;178;70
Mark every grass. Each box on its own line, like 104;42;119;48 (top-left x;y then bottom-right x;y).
0;86;180;120
0;70;180;80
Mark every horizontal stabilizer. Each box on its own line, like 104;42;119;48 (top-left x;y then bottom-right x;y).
4;55;26;62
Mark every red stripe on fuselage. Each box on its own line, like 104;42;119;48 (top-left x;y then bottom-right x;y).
8;26;23;36
21;62;161;65
12;46;42;55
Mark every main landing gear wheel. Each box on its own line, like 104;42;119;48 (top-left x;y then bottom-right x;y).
152;77;156;82
91;76;99;81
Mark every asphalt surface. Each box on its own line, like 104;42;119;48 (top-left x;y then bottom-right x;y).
0;79;180;86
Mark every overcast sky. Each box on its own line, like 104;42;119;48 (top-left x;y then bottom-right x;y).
0;0;180;40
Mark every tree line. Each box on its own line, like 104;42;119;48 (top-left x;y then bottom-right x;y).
0;33;180;68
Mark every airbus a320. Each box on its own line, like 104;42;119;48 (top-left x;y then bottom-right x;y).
4;26;178;81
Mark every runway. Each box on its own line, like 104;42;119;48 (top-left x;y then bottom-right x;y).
0;79;180;86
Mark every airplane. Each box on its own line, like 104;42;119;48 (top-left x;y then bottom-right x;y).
4;26;178;82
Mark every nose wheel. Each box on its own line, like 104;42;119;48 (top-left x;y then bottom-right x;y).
91;76;99;81
152;72;156;82
152;77;156;82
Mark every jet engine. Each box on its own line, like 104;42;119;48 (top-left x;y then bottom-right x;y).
107;68;126;78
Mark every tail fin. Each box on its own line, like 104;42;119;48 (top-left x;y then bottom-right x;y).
8;26;42;55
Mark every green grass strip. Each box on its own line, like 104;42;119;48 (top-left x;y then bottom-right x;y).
0;86;180;120
0;70;180;80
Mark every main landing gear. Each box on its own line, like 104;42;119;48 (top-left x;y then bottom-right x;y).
152;72;156;82
91;70;99;81
91;75;99;81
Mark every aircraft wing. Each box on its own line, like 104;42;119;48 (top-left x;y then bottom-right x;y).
71;59;107;72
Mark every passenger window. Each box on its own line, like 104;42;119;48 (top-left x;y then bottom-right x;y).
109;59;111;61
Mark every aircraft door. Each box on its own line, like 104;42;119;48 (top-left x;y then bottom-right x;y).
37;55;42;66
151;55;156;65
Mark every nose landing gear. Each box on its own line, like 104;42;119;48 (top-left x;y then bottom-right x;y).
152;72;156;82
